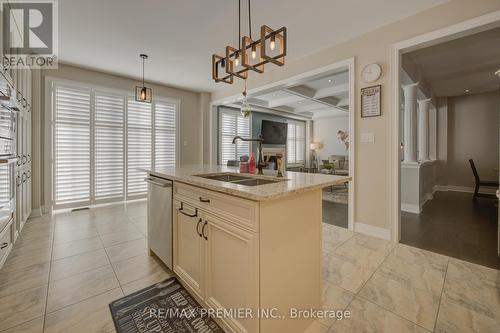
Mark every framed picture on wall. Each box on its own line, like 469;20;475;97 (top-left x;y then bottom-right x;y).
361;85;381;118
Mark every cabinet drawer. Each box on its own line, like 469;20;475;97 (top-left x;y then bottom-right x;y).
0;220;12;265
174;182;259;232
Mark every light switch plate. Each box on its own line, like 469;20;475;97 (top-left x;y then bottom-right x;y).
360;133;375;143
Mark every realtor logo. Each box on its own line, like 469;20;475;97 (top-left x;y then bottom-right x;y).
1;0;58;68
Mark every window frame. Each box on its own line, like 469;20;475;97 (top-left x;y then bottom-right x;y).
217;106;251;165
47;77;180;210
287;120;306;166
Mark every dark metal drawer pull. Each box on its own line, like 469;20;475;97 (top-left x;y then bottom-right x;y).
199;197;210;203
0;242;8;249
202;221;208;240
178;202;198;218
196;218;202;237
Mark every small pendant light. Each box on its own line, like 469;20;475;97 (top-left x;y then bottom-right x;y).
135;54;152;103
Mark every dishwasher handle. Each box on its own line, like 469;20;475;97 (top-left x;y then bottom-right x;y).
144;177;172;188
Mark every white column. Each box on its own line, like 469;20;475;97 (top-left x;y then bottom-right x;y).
402;83;418;163
418;98;431;162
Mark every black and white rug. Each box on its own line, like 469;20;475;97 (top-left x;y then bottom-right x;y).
109;277;223;333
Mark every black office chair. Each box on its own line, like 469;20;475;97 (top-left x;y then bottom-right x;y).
468;159;498;201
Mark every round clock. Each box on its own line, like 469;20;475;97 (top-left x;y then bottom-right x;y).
362;63;382;83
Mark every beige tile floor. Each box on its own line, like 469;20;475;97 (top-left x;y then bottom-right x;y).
0;201;499;333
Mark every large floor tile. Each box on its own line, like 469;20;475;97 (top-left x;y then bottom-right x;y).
435;294;500;333
333;234;394;269
378;245;448;298
47;265;119;313
54;220;97;232
305;320;329;333
0;262;50;298
44;288;123;333
99;228;143;247
323;225;353;252
51;236;103;260
112;253;168;285
0;286;47;331
1;316;44;333
121;269;174;295
443;258;500;320
329;297;430;333
2;246;52;272
105;238;148;263
323;253;378;293
319;282;355;327
358;270;440;331
53;227;98;244
50;249;110;281
96;220;139;236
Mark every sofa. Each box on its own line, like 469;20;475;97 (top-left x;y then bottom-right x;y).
320;155;349;175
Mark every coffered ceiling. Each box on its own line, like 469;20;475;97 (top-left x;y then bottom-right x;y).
58;0;448;92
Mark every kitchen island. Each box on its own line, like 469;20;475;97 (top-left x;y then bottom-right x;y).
144;165;351;333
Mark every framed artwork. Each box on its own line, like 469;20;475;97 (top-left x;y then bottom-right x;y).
361;85;381;118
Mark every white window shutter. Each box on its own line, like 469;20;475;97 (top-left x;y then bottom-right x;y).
54;86;91;205
287;121;305;165
218;108;250;165
127;99;152;197
94;92;124;200
155;101;177;168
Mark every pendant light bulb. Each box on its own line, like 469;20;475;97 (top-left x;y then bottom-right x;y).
270;35;276;51
234;52;240;67
140;87;147;101
251;45;257;59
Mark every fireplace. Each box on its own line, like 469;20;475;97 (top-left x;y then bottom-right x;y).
262;147;286;170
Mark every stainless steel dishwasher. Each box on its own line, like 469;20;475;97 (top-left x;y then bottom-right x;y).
145;175;173;269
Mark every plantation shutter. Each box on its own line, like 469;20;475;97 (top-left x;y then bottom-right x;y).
287;121;305;164
218;108;250;165
54;86;91;205
127;99;152;197
94;92;124;200
155;101;177;169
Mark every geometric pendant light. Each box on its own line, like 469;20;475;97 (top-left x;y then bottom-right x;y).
135;54;152;103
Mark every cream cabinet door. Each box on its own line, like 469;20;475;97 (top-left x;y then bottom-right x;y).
173;200;205;299
204;214;259;333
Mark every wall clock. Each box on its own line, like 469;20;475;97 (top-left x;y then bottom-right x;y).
362;63;382;83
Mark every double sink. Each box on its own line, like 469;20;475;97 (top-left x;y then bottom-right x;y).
195;173;287;187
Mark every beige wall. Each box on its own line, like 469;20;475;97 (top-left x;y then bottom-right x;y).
447;91;500;188
210;0;500;230
313;116;349;161
32;63;206;212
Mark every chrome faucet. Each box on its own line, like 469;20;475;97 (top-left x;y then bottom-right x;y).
232;135;266;175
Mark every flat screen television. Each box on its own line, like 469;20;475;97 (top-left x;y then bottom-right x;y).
261;120;287;145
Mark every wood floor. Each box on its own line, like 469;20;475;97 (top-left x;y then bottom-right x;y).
401;191;500;269
322;201;348;229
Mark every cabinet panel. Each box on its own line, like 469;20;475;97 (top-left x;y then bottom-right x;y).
204;214;259;333
173;200;204;299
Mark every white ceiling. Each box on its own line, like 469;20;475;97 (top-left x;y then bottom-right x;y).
59;0;448;92
404;27;500;97
230;69;349;119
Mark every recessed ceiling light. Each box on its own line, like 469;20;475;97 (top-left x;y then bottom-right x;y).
298;101;303;104
328;79;332;83
495;69;500;77
465;89;470;93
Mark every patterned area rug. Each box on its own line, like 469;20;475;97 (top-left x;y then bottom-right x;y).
323;187;348;204
109;277;223;333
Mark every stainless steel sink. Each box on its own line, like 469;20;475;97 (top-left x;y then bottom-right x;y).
195;173;284;186
233;178;279;186
199;173;251;182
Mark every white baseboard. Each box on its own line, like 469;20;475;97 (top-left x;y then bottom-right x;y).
354;222;391;240
435;185;496;194
401;203;421;214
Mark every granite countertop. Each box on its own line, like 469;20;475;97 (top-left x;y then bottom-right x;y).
143;164;351;202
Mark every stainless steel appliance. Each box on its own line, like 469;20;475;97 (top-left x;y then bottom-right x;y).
145;175;173;269
0;108;16;234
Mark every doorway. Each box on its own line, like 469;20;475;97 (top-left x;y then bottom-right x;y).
210;58;355;231
391;11;500;268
